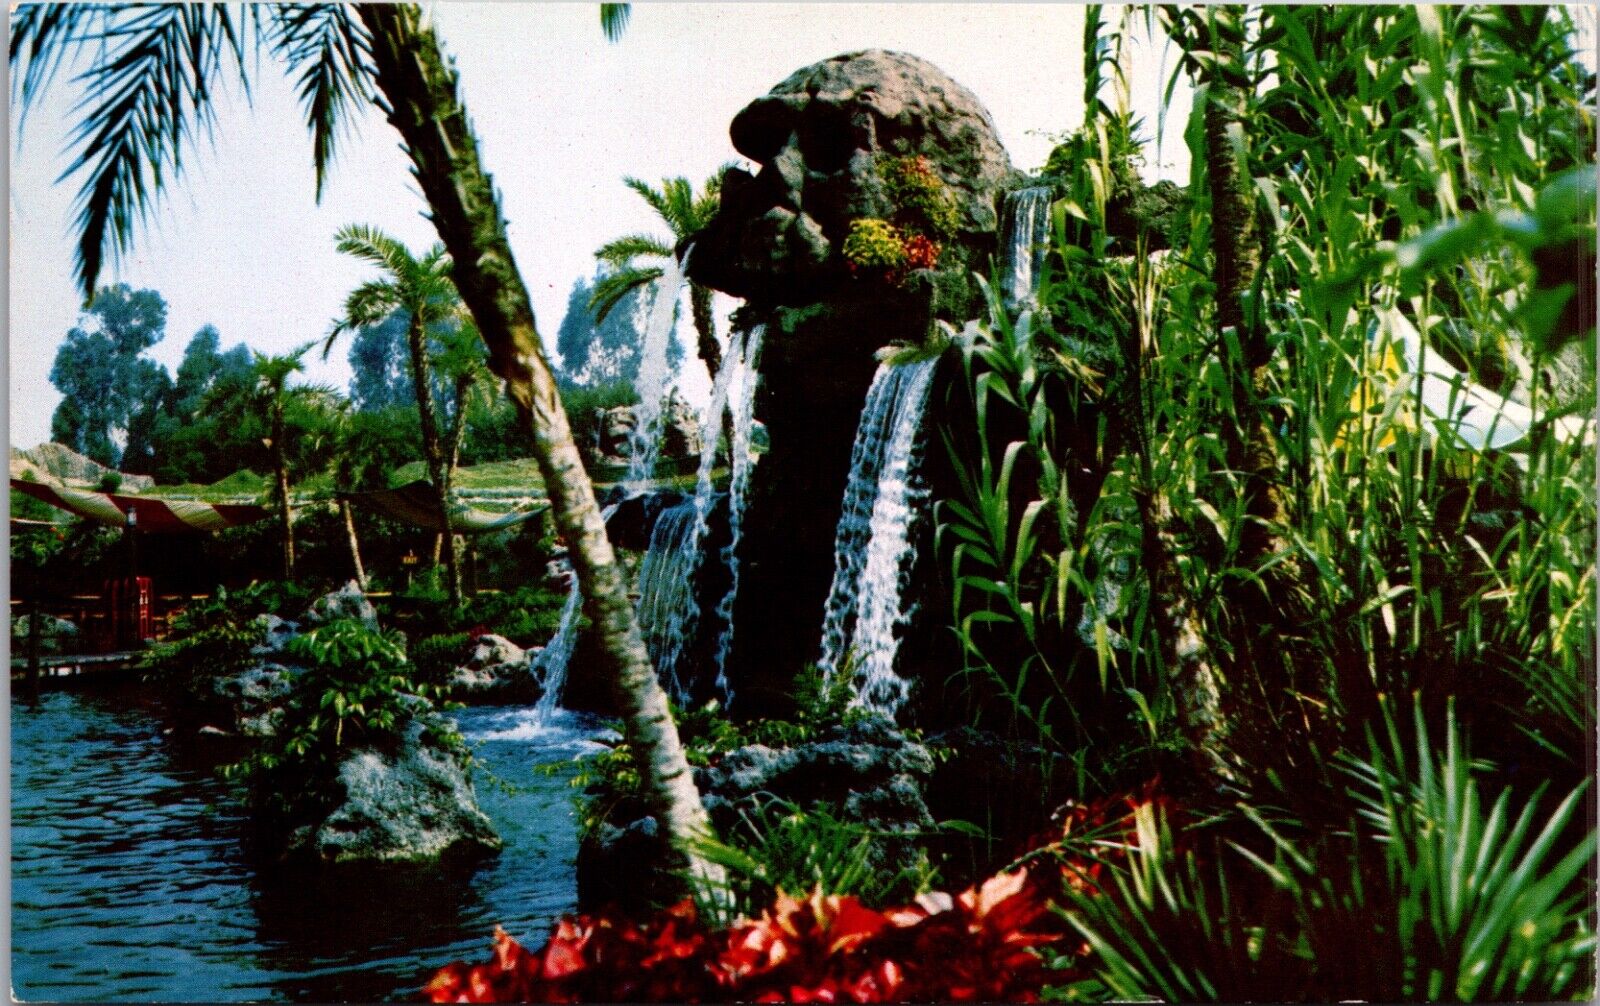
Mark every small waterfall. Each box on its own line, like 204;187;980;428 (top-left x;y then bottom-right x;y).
817;355;940;717
635;500;700;702
626;248;691;490
999;187;1053;304
530;575;583;725
709;326;765;699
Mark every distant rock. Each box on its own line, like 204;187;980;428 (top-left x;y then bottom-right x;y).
590;394;704;468
300;581;378;630
10;443;155;492
10;613;79;654
286;719;501;865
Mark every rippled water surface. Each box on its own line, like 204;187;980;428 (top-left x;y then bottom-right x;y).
11;690;604;1002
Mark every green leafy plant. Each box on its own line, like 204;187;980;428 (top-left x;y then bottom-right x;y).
842;218;907;272
689;797;942;927
878;154;960;241
1053;699;1597;1002
224;618;465;824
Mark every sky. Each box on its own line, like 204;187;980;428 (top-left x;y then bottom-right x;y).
7;3;1192;453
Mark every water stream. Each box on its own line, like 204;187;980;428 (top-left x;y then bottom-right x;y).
634;499;701;702
10;690;602;1002
708;326;765;699
999;186;1053;305
625;248;691;492
816;355;941;717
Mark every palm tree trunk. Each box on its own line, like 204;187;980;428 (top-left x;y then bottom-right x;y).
341;499;368;591
272;405;296;582
404;312;464;605
357;3;718;887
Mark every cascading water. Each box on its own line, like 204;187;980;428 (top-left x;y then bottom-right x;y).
816;355;940;717
634;500;700;702
626;247;691;491
627;326;758;703
999;187;1053;305
529;575;583;726
709;326;764;699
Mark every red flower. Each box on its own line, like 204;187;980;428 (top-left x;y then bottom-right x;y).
901;234;941;271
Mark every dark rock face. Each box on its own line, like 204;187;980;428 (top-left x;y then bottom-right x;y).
687;51;1012;714
286;720;502;865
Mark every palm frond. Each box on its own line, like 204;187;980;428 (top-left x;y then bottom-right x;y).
589;267;660;324
331;279;402;344
599;4;631;43
596;232;673;267
34;5;255;299
10;5;111;134
623;175;683;231
333;223;415;278
266;5;374;201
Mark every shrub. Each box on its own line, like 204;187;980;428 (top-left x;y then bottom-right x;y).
425;866;1062;1003
842;218;907;273
879;154;960;240
224;618;464;823
1050;701;1598;1002
411;631;473;686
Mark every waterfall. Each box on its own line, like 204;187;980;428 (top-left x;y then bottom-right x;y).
625;247;691;491
999;187;1053;304
708;326;764;700
530;575;582;725
635;500;700;702
817;355;940;717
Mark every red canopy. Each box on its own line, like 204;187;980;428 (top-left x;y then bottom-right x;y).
10;479;272;534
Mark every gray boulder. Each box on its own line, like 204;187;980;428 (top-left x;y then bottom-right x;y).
250;613;301;656
209;662;295;737
300;581;378;630
288;719;501;864
447;633;538;705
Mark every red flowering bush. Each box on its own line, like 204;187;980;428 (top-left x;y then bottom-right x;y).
426;870;1063;1003
425;789;1167;1003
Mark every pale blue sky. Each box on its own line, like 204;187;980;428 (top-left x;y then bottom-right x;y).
8;3;1193;452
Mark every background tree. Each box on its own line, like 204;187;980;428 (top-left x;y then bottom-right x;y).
328;225;469;606
591;169;730;376
12;0;719;889
46;284;169;468
554;271;661;386
146;325;257;484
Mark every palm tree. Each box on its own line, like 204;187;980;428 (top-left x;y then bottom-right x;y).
592;169;732;377
326;226;469;606
10;3;718;885
237;343;327;583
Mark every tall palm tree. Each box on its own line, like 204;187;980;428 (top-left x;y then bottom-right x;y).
10;3;718;886
326;226;468;606
236;343;327;583
592;169;732;377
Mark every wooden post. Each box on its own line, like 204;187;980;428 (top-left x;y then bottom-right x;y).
27;594;42;705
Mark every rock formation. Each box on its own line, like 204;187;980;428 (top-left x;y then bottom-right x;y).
686;50;1013;713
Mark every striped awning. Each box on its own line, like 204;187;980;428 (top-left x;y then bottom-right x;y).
10;479;272;534
342;480;546;533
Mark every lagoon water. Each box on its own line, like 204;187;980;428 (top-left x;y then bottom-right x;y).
11;689;603;1002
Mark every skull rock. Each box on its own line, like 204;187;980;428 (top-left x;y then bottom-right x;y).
683;52;1015;718
689;49;1014;308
